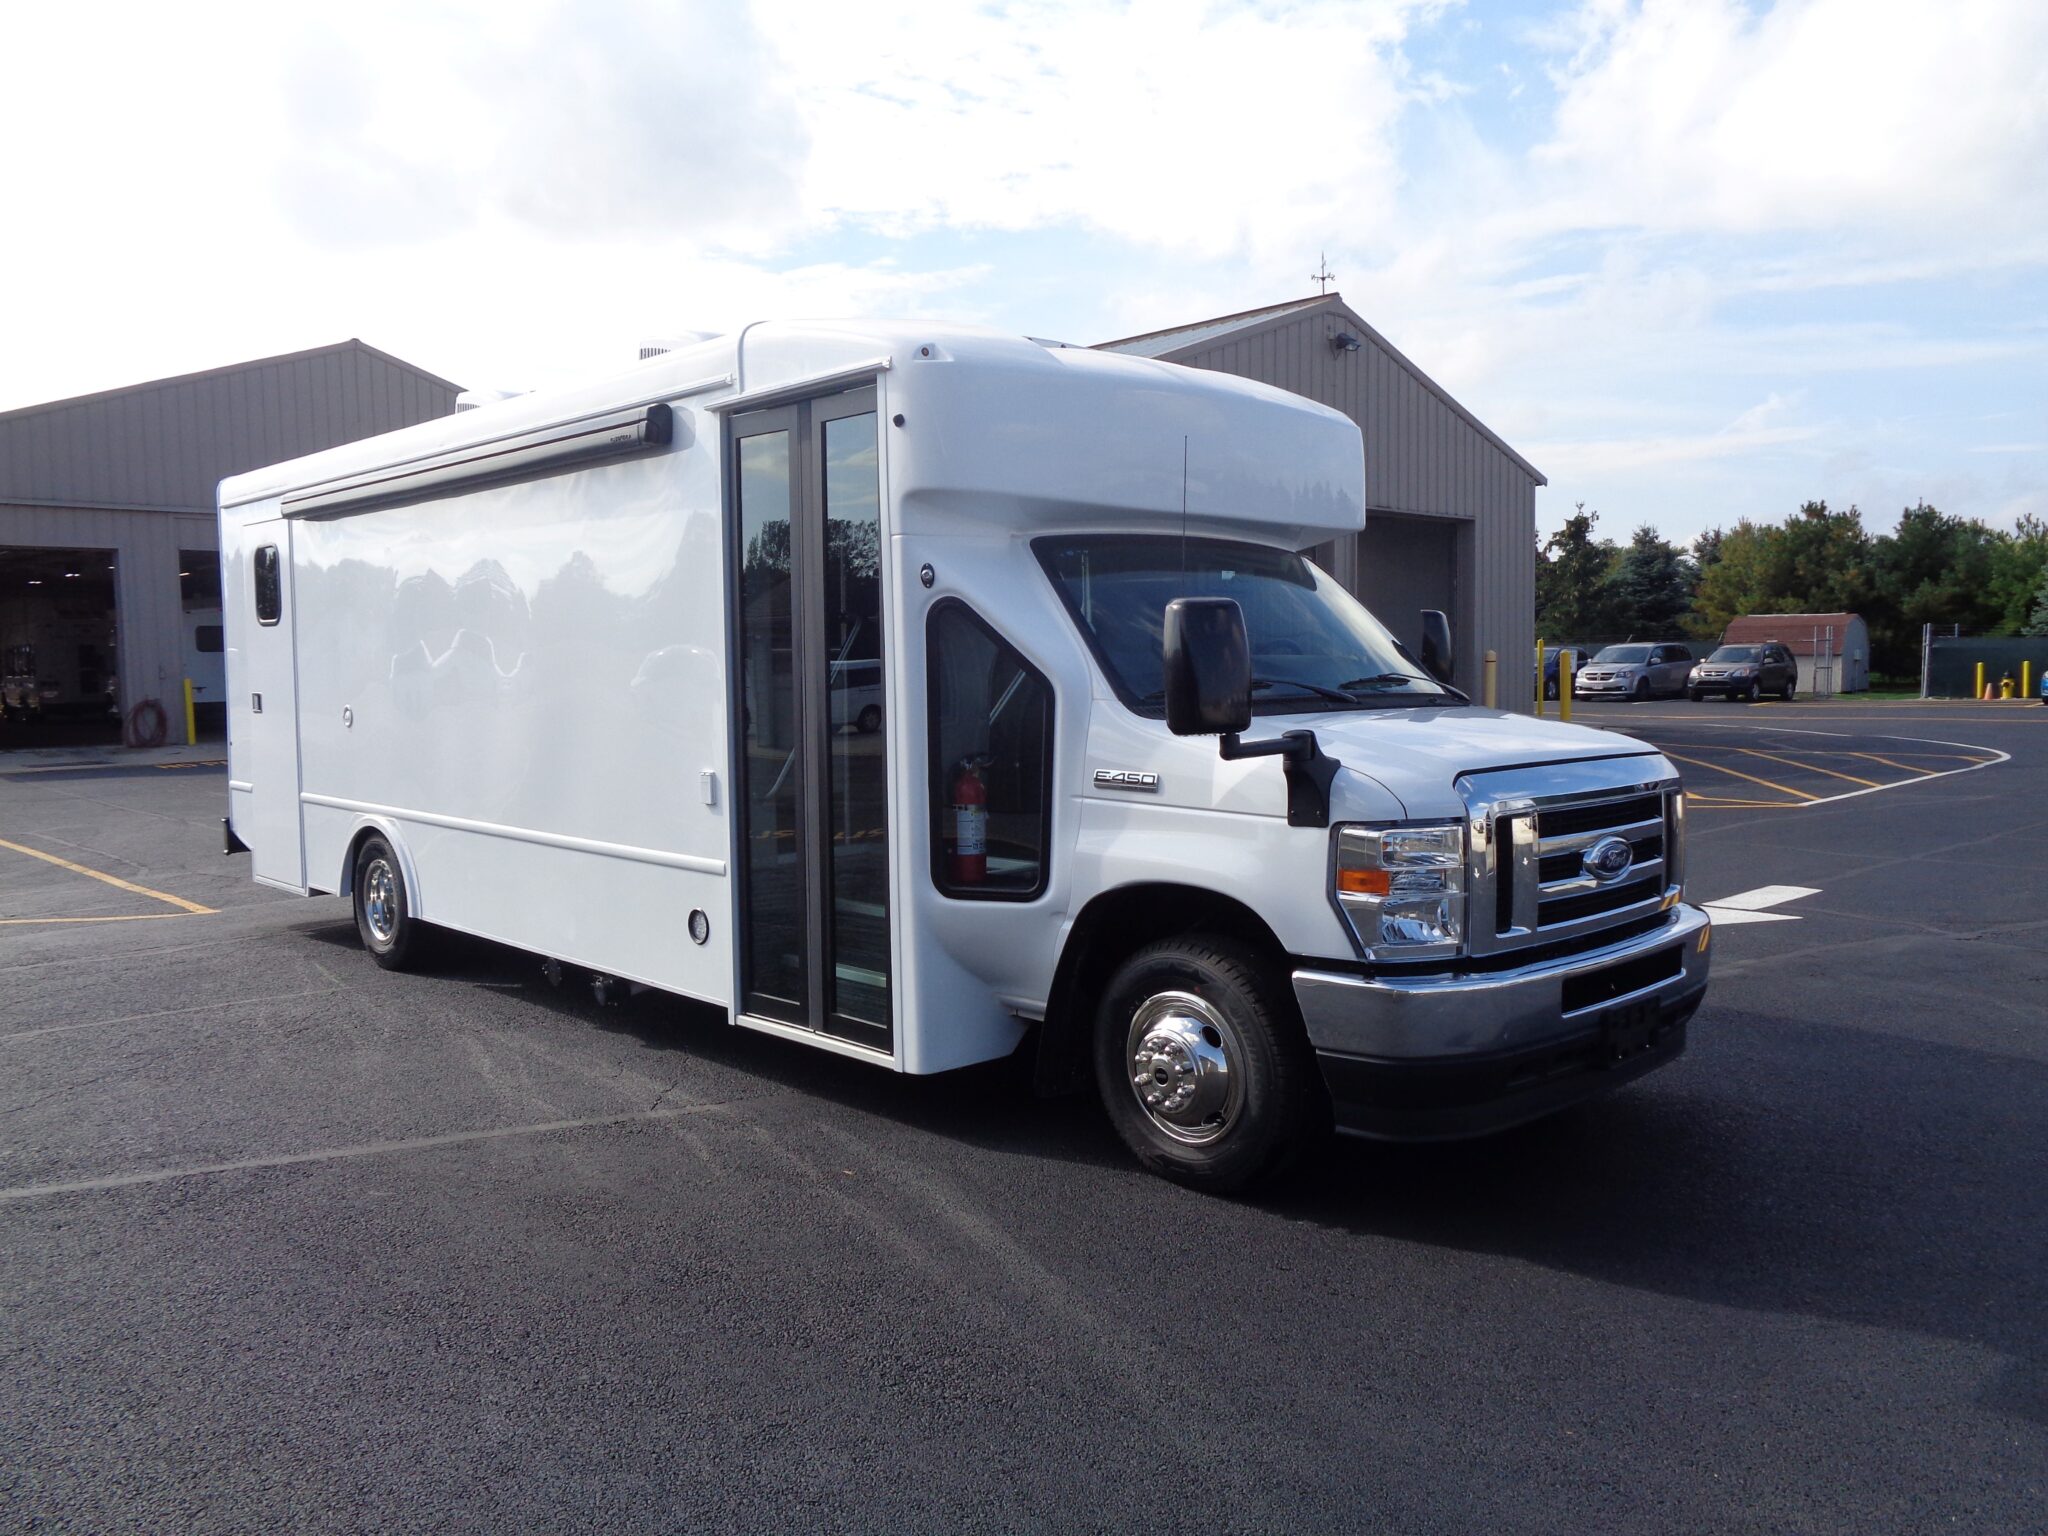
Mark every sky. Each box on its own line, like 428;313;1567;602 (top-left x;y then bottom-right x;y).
1;0;2043;547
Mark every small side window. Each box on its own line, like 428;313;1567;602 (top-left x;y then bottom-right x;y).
254;545;281;625
195;625;224;654
928;600;1053;899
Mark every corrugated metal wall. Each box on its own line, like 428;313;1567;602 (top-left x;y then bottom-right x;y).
1165;306;1540;711
0;343;459;512
0;342;459;736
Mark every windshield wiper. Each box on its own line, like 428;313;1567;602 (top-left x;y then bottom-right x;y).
1251;675;1358;704
1337;673;1427;691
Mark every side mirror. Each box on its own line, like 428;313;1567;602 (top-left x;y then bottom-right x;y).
1162;597;1252;736
1419;609;1455;686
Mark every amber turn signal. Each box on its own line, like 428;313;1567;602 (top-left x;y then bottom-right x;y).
1336;867;1391;896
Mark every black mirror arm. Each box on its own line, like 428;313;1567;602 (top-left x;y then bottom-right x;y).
1219;729;1340;828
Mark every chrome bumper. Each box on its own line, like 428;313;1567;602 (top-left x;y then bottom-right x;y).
1293;904;1712;1061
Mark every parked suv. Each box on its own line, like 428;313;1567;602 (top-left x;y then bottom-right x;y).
1573;643;1694;702
1689;643;1797;702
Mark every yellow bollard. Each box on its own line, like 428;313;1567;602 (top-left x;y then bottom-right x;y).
183;678;197;746
1560;650;1575;722
1483;649;1498;710
1975;661;1984;700
2025;659;2033;699
1535;640;1547;717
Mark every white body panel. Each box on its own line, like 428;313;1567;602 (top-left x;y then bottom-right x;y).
234;513;305;890
222;320;1670;1080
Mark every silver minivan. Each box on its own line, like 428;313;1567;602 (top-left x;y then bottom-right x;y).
1572;642;1695;701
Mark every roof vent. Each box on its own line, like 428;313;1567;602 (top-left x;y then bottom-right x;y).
455;388;525;413
639;330;724;360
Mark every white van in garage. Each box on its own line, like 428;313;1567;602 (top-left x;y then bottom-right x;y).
219;322;1709;1190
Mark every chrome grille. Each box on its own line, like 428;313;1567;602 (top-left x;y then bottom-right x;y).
1462;757;1684;957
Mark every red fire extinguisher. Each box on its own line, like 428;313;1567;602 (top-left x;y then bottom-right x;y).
951;756;988;885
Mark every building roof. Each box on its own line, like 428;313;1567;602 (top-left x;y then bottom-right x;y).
1096;292;1545;485
0;340;462;514
1094;296;1334;359
1723;613;1865;655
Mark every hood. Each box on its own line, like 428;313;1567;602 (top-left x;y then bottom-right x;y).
1299;707;1660;821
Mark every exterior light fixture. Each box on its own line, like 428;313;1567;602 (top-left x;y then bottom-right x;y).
1330;331;1363;354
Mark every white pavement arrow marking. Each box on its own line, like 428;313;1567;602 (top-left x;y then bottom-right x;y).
1701;884;1821;926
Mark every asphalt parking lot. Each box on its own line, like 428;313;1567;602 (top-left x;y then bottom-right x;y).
3;701;2045;1533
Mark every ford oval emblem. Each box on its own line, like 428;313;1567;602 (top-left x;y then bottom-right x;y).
1583;835;1634;883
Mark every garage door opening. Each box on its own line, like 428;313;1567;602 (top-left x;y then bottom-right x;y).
0;546;122;750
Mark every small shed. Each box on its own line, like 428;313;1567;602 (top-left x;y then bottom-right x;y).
1722;612;1869;694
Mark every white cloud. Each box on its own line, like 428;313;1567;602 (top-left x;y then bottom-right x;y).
1530;0;2048;243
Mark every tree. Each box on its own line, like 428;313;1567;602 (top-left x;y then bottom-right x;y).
1603;525;1696;638
1987;514;2048;633
2026;567;2048;638
1690;519;1775;638
1536;503;1618;640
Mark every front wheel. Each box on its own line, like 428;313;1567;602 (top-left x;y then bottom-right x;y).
1632;678;1649;702
1687;689;1703;702
1094;935;1324;1192
1745;680;1762;703
353;834;428;971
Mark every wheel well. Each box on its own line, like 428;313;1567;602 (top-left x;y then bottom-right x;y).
337;825;385;898
1033;883;1291;1096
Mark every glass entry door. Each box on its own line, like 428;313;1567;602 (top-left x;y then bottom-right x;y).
730;387;890;1048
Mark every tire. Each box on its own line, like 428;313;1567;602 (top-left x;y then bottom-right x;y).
1544;678;1559;701
1744;680;1762;703
856;703;882;734
1094;935;1324;1193
353;834;427;971
1782;680;1796;702
1687;689;1703;703
1631;679;1649;703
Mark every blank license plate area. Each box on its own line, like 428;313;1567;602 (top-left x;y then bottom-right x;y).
1600;998;1660;1062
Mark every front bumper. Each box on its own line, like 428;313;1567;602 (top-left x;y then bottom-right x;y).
1294;904;1711;1140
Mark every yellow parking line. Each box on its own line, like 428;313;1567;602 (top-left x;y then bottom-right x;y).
1662;751;1818;802
1844;751;1935;777
0;913;197;927
1728;747;1881;788
1689;796;1795;808
0;836;216;916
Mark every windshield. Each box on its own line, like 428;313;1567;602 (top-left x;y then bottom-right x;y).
1035;535;1458;714
1593;645;1653;664
1709;646;1761;663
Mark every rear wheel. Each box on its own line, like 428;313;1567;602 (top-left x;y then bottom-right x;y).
1095;935;1323;1193
353;834;427;971
1781;678;1796;701
1544;678;1559;701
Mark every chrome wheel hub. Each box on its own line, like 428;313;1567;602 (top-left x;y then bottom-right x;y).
1125;990;1243;1146
363;858;398;943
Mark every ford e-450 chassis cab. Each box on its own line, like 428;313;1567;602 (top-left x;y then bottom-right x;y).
219;321;1710;1191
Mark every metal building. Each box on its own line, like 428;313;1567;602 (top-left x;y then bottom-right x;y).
0;342;458;745
1098;293;1544;708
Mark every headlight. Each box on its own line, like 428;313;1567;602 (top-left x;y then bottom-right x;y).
1333;822;1465;960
